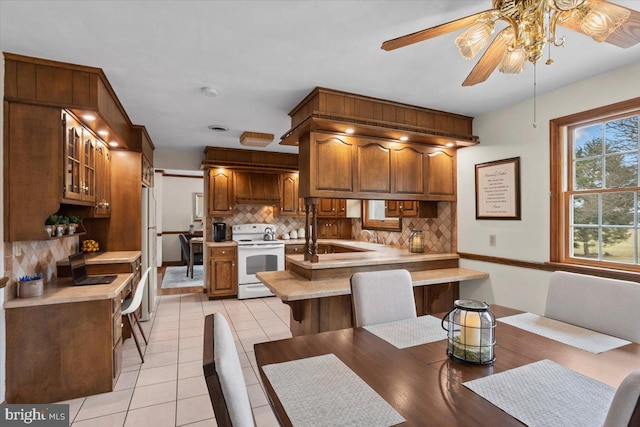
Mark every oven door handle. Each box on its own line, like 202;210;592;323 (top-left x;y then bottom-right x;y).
240;244;284;250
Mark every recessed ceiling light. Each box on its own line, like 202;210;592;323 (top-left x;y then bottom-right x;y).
399;136;408;141
208;125;228;132
201;86;218;97
83;114;96;121
109;142;118;147
445;142;455;147
97;130;109;136
345;128;355;134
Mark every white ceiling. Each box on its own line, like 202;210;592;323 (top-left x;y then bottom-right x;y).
1;1;639;155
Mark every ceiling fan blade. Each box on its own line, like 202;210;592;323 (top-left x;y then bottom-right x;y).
462;28;511;87
558;0;640;48
381;9;495;51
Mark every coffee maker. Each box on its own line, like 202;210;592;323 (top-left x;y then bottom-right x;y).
213;222;227;242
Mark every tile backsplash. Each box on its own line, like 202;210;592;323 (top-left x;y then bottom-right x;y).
210;202;455;253
3;237;79;300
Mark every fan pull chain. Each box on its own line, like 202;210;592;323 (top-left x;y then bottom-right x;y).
533;62;538;129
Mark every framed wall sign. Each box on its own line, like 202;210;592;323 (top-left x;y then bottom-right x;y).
475;157;521;220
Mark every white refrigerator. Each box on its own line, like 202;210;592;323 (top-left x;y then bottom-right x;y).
141;186;158;321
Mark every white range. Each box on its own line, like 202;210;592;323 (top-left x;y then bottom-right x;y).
232;223;284;299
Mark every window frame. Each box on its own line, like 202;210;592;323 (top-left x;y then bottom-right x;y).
550;97;640;273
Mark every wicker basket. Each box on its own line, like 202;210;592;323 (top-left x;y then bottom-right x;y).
17;279;44;298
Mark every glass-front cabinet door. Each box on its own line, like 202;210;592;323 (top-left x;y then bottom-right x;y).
82;134;96;203
63;112;84;202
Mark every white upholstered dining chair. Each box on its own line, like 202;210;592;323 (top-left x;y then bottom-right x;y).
350;269;417;327
544;271;640;343
203;313;255;427
603;369;640;427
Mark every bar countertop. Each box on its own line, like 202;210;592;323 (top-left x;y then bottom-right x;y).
4;273;133;308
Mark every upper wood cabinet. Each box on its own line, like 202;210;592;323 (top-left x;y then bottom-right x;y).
234;171;280;204
384;200;437;218
130;125;154;188
94;142;111;217
4;53;131;149
299;131;456;201
278;173;306;217
426;150;456;200
317;199;346;217
62;112;97;205
208;169;234;216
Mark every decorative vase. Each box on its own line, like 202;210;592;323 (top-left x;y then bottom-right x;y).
68;224;77;235
56;225;65;237
45;225;54;237
17;279;44;298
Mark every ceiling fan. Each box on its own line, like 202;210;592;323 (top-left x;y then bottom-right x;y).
381;0;640;86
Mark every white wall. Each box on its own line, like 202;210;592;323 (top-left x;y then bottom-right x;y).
154;148;204;171
161;174;205;263
458;61;640;314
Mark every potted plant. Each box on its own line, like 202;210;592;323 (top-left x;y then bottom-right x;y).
68;215;81;235
45;214;59;237
17;273;44;298
56;215;69;237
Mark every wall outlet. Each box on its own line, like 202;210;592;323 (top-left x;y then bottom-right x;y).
489;234;496;247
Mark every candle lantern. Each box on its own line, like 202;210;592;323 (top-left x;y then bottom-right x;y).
408;230;425;253
441;300;495;364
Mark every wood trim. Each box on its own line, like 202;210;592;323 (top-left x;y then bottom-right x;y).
458;252;640;283
163;230;204;235
549;98;640;268
161;173;204;179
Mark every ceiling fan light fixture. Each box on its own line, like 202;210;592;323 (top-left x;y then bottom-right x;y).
499;47;527;74
579;2;630;42
455;21;495;59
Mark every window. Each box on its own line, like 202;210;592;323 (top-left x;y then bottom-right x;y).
551;99;640;271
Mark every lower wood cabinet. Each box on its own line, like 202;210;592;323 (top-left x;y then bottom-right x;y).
208;246;237;297
317;219;351;239
6;296;123;403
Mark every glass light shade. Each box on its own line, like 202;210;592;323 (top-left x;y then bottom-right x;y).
455;22;495;60
499;47;527;74
580;3;630;42
553;0;586;11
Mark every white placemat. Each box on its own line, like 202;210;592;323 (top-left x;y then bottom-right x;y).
499;313;630;354
363;315;448;349
262;353;405;427
464;359;615;427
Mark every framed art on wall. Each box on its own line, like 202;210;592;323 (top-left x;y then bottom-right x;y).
475;157;521;220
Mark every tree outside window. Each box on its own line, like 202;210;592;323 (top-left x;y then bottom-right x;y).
569;115;639;266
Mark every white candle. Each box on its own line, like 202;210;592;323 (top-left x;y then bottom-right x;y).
459;311;481;347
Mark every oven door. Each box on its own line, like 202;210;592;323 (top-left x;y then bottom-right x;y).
237;244;285;285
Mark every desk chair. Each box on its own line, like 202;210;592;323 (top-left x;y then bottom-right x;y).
604;369;640;427
545;271;640;343
121;267;151;362
350;269;417;327
203;313;255;427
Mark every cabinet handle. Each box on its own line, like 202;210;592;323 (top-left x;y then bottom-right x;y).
222;250;226;254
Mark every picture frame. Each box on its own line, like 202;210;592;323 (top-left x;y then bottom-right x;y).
475;157;521;220
193;193;204;222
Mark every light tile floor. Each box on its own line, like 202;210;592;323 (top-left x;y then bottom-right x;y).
60;293;289;426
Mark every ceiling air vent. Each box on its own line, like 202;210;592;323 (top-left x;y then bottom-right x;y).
240;131;274;147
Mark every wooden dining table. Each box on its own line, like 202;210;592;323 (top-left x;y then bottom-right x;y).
254;305;640;426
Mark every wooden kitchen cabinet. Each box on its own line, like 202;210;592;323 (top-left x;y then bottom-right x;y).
208;169;234;216
234;171;280;204
278;173;306;217
62;111;97;205
299;131;457;202
95;142;111;217
384;200;437;218
208;247;237;297
426;150;456;200
317;199;346;217
317;219;350;239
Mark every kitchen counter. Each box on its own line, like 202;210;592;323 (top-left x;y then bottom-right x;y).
205;240;237;248
4;273;133;308
257;267;487;301
256;240;489;336
56;250;141;265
